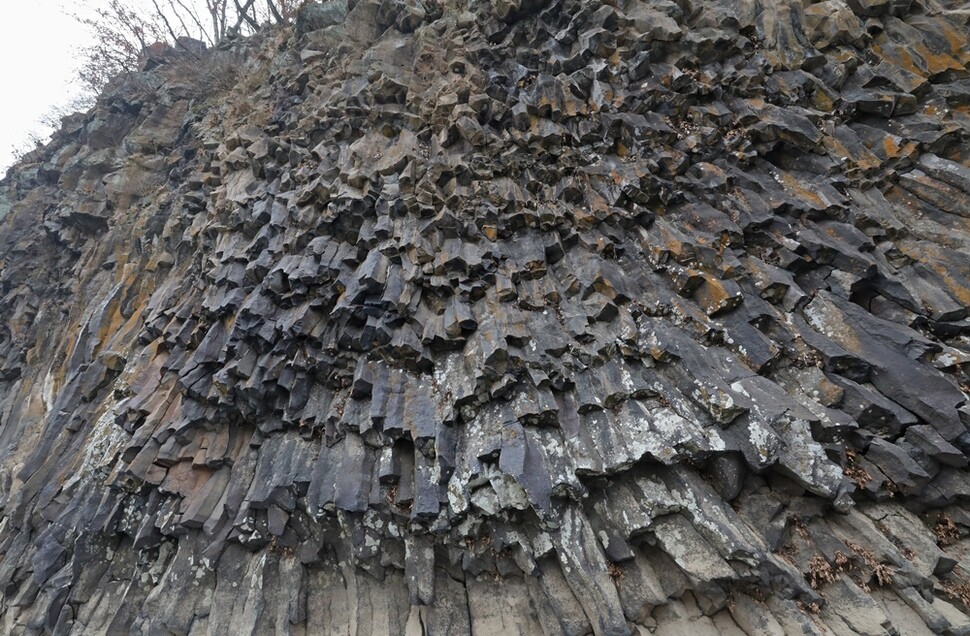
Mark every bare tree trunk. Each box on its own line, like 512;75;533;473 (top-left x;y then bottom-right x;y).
266;0;285;24
206;0;222;42
232;0;261;31
152;0;182;42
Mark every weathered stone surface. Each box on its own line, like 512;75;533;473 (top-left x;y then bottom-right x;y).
296;0;347;34
2;0;970;633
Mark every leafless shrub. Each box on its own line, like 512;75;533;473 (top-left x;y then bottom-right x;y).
72;0;295;97
934;513;961;547
808;555;836;589
806;544;894;593
607;562;624;581
845;541;894;592
941;577;970;609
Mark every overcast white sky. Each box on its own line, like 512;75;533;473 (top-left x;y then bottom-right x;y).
0;1;91;171
0;0;213;173
0;1;264;173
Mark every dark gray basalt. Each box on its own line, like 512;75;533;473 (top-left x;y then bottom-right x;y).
3;0;970;633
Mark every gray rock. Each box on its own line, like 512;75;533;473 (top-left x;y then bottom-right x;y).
296;0;348;35
1;0;970;633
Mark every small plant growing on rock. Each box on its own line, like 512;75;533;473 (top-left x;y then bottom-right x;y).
607;562;624;582
934;513;961;547
845;541;894;592
807;545;893;593
72;0;294;97
808;555;836;589
843;449;872;489
797;600;822;615
941;573;970;609
833;550;851;573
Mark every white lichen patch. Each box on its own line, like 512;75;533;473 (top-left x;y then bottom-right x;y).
42;365;57;412
61;398;129;492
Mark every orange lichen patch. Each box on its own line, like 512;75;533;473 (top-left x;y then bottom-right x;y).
820;225;842;242
821;136;882;173
921;50;965;77
883;136;903;157
872;44;920;77
103;265;161;351
872;42;962;79
158;461;211;498
894;238;970;306
95;301;128;353
775;170;827;210
745;96;767;111
655;227;693;263
692;233;712;247
935;21;970;65
694;272;743;316
925;261;970;307
877;135;919;162
811;88;837;113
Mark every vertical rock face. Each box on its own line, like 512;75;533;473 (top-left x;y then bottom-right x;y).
3;0;970;633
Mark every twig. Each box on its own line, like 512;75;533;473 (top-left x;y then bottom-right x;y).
266;0;285;24
233;0;261;31
170;0;215;45
152;0;202;59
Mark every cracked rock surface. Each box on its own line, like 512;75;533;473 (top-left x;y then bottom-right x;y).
4;0;970;633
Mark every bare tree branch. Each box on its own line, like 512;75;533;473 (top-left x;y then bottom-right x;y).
149;0;204;61
71;0;293;98
170;0;214;44
232;0;260;31
166;0;200;42
266;0;285;24
152;0;184;44
205;0;225;42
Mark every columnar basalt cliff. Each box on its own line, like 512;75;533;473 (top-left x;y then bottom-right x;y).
3;0;970;633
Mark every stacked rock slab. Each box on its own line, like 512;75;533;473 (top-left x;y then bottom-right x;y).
3;0;970;633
